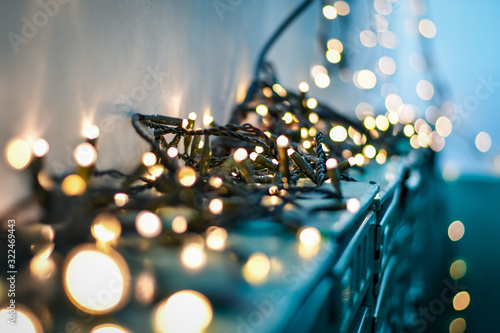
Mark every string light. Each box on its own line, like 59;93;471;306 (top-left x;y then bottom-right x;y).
33;138;49;157
243;253;271;284
135;211;162;238
154;290;213;333
0;2;455;330
74;142;97;167
61;174;87;196
181;243;206;270
63;245;130;314
475;132;492;153
5;139;31;170
322;5;337;20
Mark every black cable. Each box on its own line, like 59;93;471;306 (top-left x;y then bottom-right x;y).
239;0;315;110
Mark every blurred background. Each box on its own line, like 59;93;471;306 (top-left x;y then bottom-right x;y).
0;0;498;332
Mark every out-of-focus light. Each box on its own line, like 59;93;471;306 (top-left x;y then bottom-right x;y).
300;128;309;139
5;139;32;170
0;305;43;333
311;65;327;78
378;56;396;75
298;81;309;92
326;49;341;63
298;227;321;247
206;226;228;251
449;318;466;333
398;104;416;124
409;53;427;72
263;87;273;98
354;154;365;166
62;174;87;196
155;290;212;333
450;260;467;280
307;98;318;109
91;324;130;333
74;142;97;167
277;135;289;148
429;132;446;152
203;114;214;127
233;148;248;163
442;162;460;182
114;193;129;207
416;120;431;134
419;19;436;38
209;177;223;188
354;70;377;90
314;73;331;88
417;80;434;100
308;127;317;137
330;126;347;142
385;94;403;111
37;170;54;190
375;115;389;131
374;0;392;15
33;138;49;157
379;31;399;49
92;213;122;243
256;104;268;116
360;30;377;47
243;253;271;284
388;112;399;125
149;165;164;179
63;245;130;314
448;221;465;242
373;14;388;32
135;211;162;238
135;271;156;305
327;38;343;52
363;145;377;159
272;83;287;97
261;195;283;207
322;5;337;19
167;147;179;158
282;112;294;124
435;117;452;137
453;292;470;311
426;105;440;124
208;198;223;214
334;1;350;16
475;132;492;153
181;243;206;270
326;158;338;170
177;166;197;187
188;112;197;121
346;198;360;213
410;135;420;149
417;132;429;148
30;256;56;280
364;116;376;130
83;124;100;140
142;152;157;167
172;216;188;234
376;152;387;164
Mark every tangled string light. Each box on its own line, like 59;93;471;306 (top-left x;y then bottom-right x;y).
0;0;449;331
